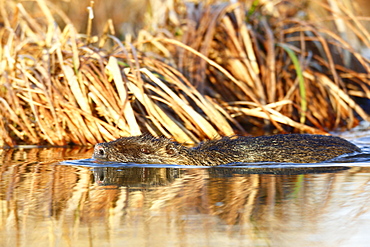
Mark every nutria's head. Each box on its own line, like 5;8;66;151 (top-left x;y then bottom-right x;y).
93;134;184;164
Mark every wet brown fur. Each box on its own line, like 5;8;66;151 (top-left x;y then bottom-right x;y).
93;134;361;166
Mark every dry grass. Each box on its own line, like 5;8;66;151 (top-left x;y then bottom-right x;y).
0;0;369;146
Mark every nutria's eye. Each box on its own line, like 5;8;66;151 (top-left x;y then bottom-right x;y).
141;148;151;154
165;143;177;155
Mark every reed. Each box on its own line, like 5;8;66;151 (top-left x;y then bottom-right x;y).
0;0;369;146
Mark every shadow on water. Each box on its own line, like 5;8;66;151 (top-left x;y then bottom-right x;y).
1;141;370;246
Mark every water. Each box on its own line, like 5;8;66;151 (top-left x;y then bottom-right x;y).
1;129;370;247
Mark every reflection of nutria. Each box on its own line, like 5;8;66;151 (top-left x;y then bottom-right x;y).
93;134;361;165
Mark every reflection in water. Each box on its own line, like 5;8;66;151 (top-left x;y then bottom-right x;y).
93;167;181;187
1;148;370;246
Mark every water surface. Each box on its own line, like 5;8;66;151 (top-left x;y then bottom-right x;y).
1;131;370;247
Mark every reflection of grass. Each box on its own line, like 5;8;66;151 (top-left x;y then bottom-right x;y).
291;174;305;199
2;154;367;246
0;0;369;146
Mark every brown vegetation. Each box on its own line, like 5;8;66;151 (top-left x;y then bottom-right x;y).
0;0;369;147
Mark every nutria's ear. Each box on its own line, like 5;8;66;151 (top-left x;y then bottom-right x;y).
165;143;178;156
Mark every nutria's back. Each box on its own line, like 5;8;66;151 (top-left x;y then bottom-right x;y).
93;134;361;166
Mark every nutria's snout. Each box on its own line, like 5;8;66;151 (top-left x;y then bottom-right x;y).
93;144;107;160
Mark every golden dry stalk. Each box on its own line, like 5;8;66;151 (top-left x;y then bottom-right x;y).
0;0;369;147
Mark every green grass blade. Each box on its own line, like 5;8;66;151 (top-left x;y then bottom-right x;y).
277;43;307;124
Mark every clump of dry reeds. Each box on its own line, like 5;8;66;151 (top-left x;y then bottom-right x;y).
161;1;370;131
0;0;369;147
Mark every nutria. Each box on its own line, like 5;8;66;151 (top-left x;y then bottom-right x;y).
92;134;361;166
